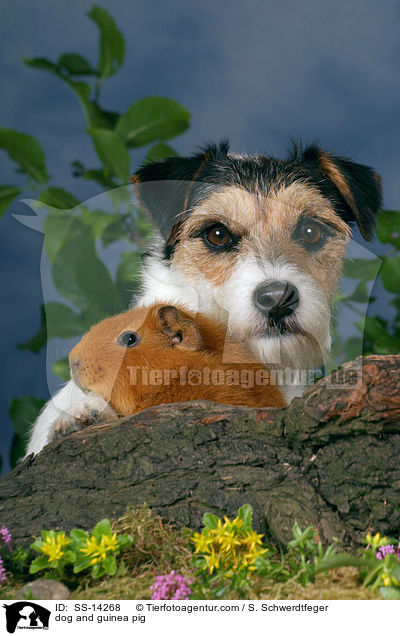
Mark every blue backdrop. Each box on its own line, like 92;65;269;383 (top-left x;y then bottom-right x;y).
1;0;399;473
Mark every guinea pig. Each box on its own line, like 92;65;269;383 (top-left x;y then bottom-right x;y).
68;304;286;417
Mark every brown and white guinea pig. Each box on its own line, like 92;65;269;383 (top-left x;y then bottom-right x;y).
69;304;286;416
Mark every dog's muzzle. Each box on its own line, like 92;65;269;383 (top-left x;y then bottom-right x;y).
254;281;299;323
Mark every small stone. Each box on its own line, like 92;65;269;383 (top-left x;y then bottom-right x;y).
17;578;70;600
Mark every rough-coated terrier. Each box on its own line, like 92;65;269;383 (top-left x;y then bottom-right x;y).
26;140;382;455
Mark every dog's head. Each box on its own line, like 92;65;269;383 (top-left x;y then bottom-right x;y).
132;141;382;368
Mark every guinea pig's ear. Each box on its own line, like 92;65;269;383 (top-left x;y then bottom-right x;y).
157;306;201;350
131;141;230;242
289;142;382;240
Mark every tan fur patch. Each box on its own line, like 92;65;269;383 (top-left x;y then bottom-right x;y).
263;182;350;294
173;187;260;286
171;182;350;293
319;152;360;224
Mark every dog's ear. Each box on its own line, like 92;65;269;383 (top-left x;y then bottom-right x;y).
131;141;230;241
157;305;201;350
289;142;382;240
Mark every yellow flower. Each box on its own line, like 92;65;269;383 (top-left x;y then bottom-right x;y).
366;532;387;549
205;548;220;574
40;533;70;562
241;530;265;551
190;512;270;580
218;530;241;553
81;532;119;565
191;532;213;554
101;532;118;552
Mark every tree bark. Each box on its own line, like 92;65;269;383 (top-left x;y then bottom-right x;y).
1;355;399;548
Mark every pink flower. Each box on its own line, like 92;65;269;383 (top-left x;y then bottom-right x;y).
0;526;12;549
0;557;6;584
376;539;400;563
150;570;192;600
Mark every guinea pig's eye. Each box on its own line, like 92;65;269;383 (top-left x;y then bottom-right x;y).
117;331;140;348
201;224;237;251
293;217;331;251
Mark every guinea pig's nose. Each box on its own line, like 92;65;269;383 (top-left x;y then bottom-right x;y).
254;281;299;322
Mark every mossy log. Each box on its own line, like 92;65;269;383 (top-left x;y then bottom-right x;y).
0;355;399;548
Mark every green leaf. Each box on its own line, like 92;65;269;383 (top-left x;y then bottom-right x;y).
49;218;125;314
64;550;77;564
103;555;117;575
314;553;362;573
9;396;46;437
70;528;89;543
343;336;364;361
30;539;45;552
87;5;125;79
75;248;126;314
25;57;92;122
380;257;400;293
86;102;120;129
93;519;111;540
81;208;117;238
24;57;118;129
51;223;94;307
53;358;70;382
58;53;95;75
0;185;21;217
346;280;370;303
88;127;130;183
39;186;79;209
356;316;400;353
98;214;130;247
23;56;59;73
92;562;103;578
80;305;111;328
0;128;48;183
238;504;253;531
64;80;118;129
67;80;94;125
202;513;219;530
43;211;82;264
83;168;118;188
45;302;85;339
376;209;400;247
73;558;92;574
342;258;381;281
116;251;142;304
29;556;51;574
143;143;178;164
115;97;191;147
379;585;400;600
117;534;133;549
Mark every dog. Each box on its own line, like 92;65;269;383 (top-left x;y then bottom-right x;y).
25;140;382;455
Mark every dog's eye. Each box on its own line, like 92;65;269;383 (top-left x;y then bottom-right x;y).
202;224;234;249
117;331;140;347
294;218;329;250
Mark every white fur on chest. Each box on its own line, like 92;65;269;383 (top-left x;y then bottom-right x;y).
26;237;327;456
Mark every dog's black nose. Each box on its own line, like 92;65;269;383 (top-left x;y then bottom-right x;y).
254;281;299;322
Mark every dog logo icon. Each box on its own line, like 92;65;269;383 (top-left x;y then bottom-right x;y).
3;602;50;633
